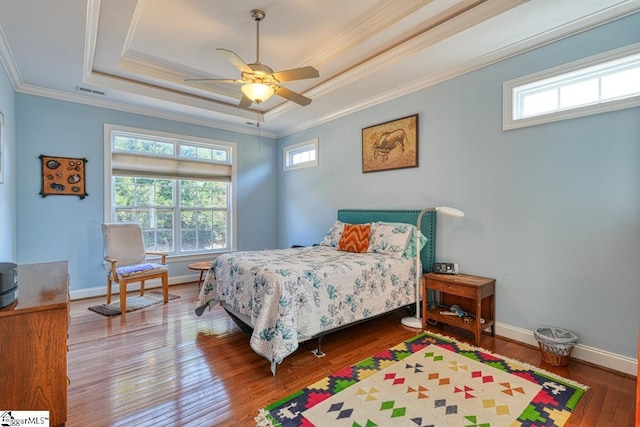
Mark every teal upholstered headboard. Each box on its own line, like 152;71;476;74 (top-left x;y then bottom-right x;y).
337;209;436;273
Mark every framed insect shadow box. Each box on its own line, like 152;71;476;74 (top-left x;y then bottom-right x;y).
40;155;88;199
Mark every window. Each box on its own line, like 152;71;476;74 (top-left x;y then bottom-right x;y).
503;43;640;130
104;125;236;257
284;138;318;171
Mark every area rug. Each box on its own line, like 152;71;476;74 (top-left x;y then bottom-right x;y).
88;291;179;316
256;332;587;427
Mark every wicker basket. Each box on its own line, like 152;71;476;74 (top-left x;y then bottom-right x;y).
537;340;574;366
534;326;578;367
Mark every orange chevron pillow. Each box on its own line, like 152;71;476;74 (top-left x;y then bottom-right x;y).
338;223;371;253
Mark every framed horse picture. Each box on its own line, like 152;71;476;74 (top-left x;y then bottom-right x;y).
362;114;418;173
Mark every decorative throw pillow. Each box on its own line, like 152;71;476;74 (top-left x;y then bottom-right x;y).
338;223;371;253
368;222;413;258
404;227;428;258
319;220;345;247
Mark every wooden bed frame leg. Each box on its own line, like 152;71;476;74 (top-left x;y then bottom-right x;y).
311;335;325;358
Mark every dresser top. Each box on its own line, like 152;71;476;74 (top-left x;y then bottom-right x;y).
0;261;68;316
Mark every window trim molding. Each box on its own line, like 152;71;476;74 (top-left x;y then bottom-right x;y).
283;137;319;171
503;42;640;131
103;123;238;254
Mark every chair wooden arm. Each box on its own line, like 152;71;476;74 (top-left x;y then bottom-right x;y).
104;256;119;279
145;251;167;264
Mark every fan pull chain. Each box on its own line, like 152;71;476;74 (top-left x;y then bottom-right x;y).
257;113;262;152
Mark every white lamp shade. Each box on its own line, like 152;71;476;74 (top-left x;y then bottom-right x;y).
435;206;465;217
241;83;275;103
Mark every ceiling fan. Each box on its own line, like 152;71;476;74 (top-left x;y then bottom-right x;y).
186;9;319;107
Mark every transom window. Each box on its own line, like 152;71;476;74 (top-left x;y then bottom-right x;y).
284;138;318;171
503;43;640;130
104;125;236;256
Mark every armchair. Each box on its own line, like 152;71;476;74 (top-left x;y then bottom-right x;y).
101;222;169;313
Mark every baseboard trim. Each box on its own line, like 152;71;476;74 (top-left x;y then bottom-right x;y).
70;273;198;300
495;322;638;376
71;284;637;376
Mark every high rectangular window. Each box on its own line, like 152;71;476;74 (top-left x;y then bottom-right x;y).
284;138;318;171
503;43;640;130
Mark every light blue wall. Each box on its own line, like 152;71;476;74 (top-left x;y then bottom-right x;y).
15;94;277;292
0;62;16;262
277;13;640;358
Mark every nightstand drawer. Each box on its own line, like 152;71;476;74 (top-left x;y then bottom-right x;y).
427;277;477;299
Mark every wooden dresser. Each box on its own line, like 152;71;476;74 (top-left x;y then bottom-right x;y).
0;261;69;426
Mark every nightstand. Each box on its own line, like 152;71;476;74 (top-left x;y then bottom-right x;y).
422;272;496;346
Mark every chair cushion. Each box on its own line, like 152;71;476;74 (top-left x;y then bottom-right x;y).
113;263;168;280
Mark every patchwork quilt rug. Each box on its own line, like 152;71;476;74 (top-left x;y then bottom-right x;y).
257;332;587;426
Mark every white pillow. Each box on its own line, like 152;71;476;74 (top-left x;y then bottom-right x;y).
368;222;413;258
319;220;346;247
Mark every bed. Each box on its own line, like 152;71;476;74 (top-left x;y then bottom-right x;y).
194;209;437;373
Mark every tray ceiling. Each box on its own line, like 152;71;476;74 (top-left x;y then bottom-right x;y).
1;0;638;136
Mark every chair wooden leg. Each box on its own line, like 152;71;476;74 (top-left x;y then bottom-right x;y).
120;282;127;314
106;275;112;304
162;273;169;303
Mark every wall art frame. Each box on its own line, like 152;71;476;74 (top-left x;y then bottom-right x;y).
362;113;419;173
39;154;88;199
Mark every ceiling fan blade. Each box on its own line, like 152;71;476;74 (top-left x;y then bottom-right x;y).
238;94;253;108
272;66;319;82
217;48;253;74
274;86;312;106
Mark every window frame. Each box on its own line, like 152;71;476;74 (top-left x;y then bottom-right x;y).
283;138;319;171
104;124;237;260
503;42;640;130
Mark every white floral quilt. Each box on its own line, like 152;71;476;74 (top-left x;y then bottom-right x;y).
194;246;417;373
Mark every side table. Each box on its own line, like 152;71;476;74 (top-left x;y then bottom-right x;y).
188;261;212;288
422;272;496;346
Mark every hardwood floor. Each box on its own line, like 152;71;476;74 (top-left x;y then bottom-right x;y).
68;283;636;426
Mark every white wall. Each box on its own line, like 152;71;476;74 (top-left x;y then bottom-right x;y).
15;94;278;294
277;12;640;370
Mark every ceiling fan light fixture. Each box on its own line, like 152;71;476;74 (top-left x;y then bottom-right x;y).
187;9;318;107
241;82;275;103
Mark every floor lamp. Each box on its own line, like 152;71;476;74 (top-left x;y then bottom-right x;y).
401;206;465;329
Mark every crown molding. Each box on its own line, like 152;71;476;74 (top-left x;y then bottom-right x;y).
15;83;276;138
300;0;429;68
117;50;243;100
276;2;640;137
83;71;260;120
267;0;522;124
4;0;639;139
83;0;100;79
0;21;22;89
